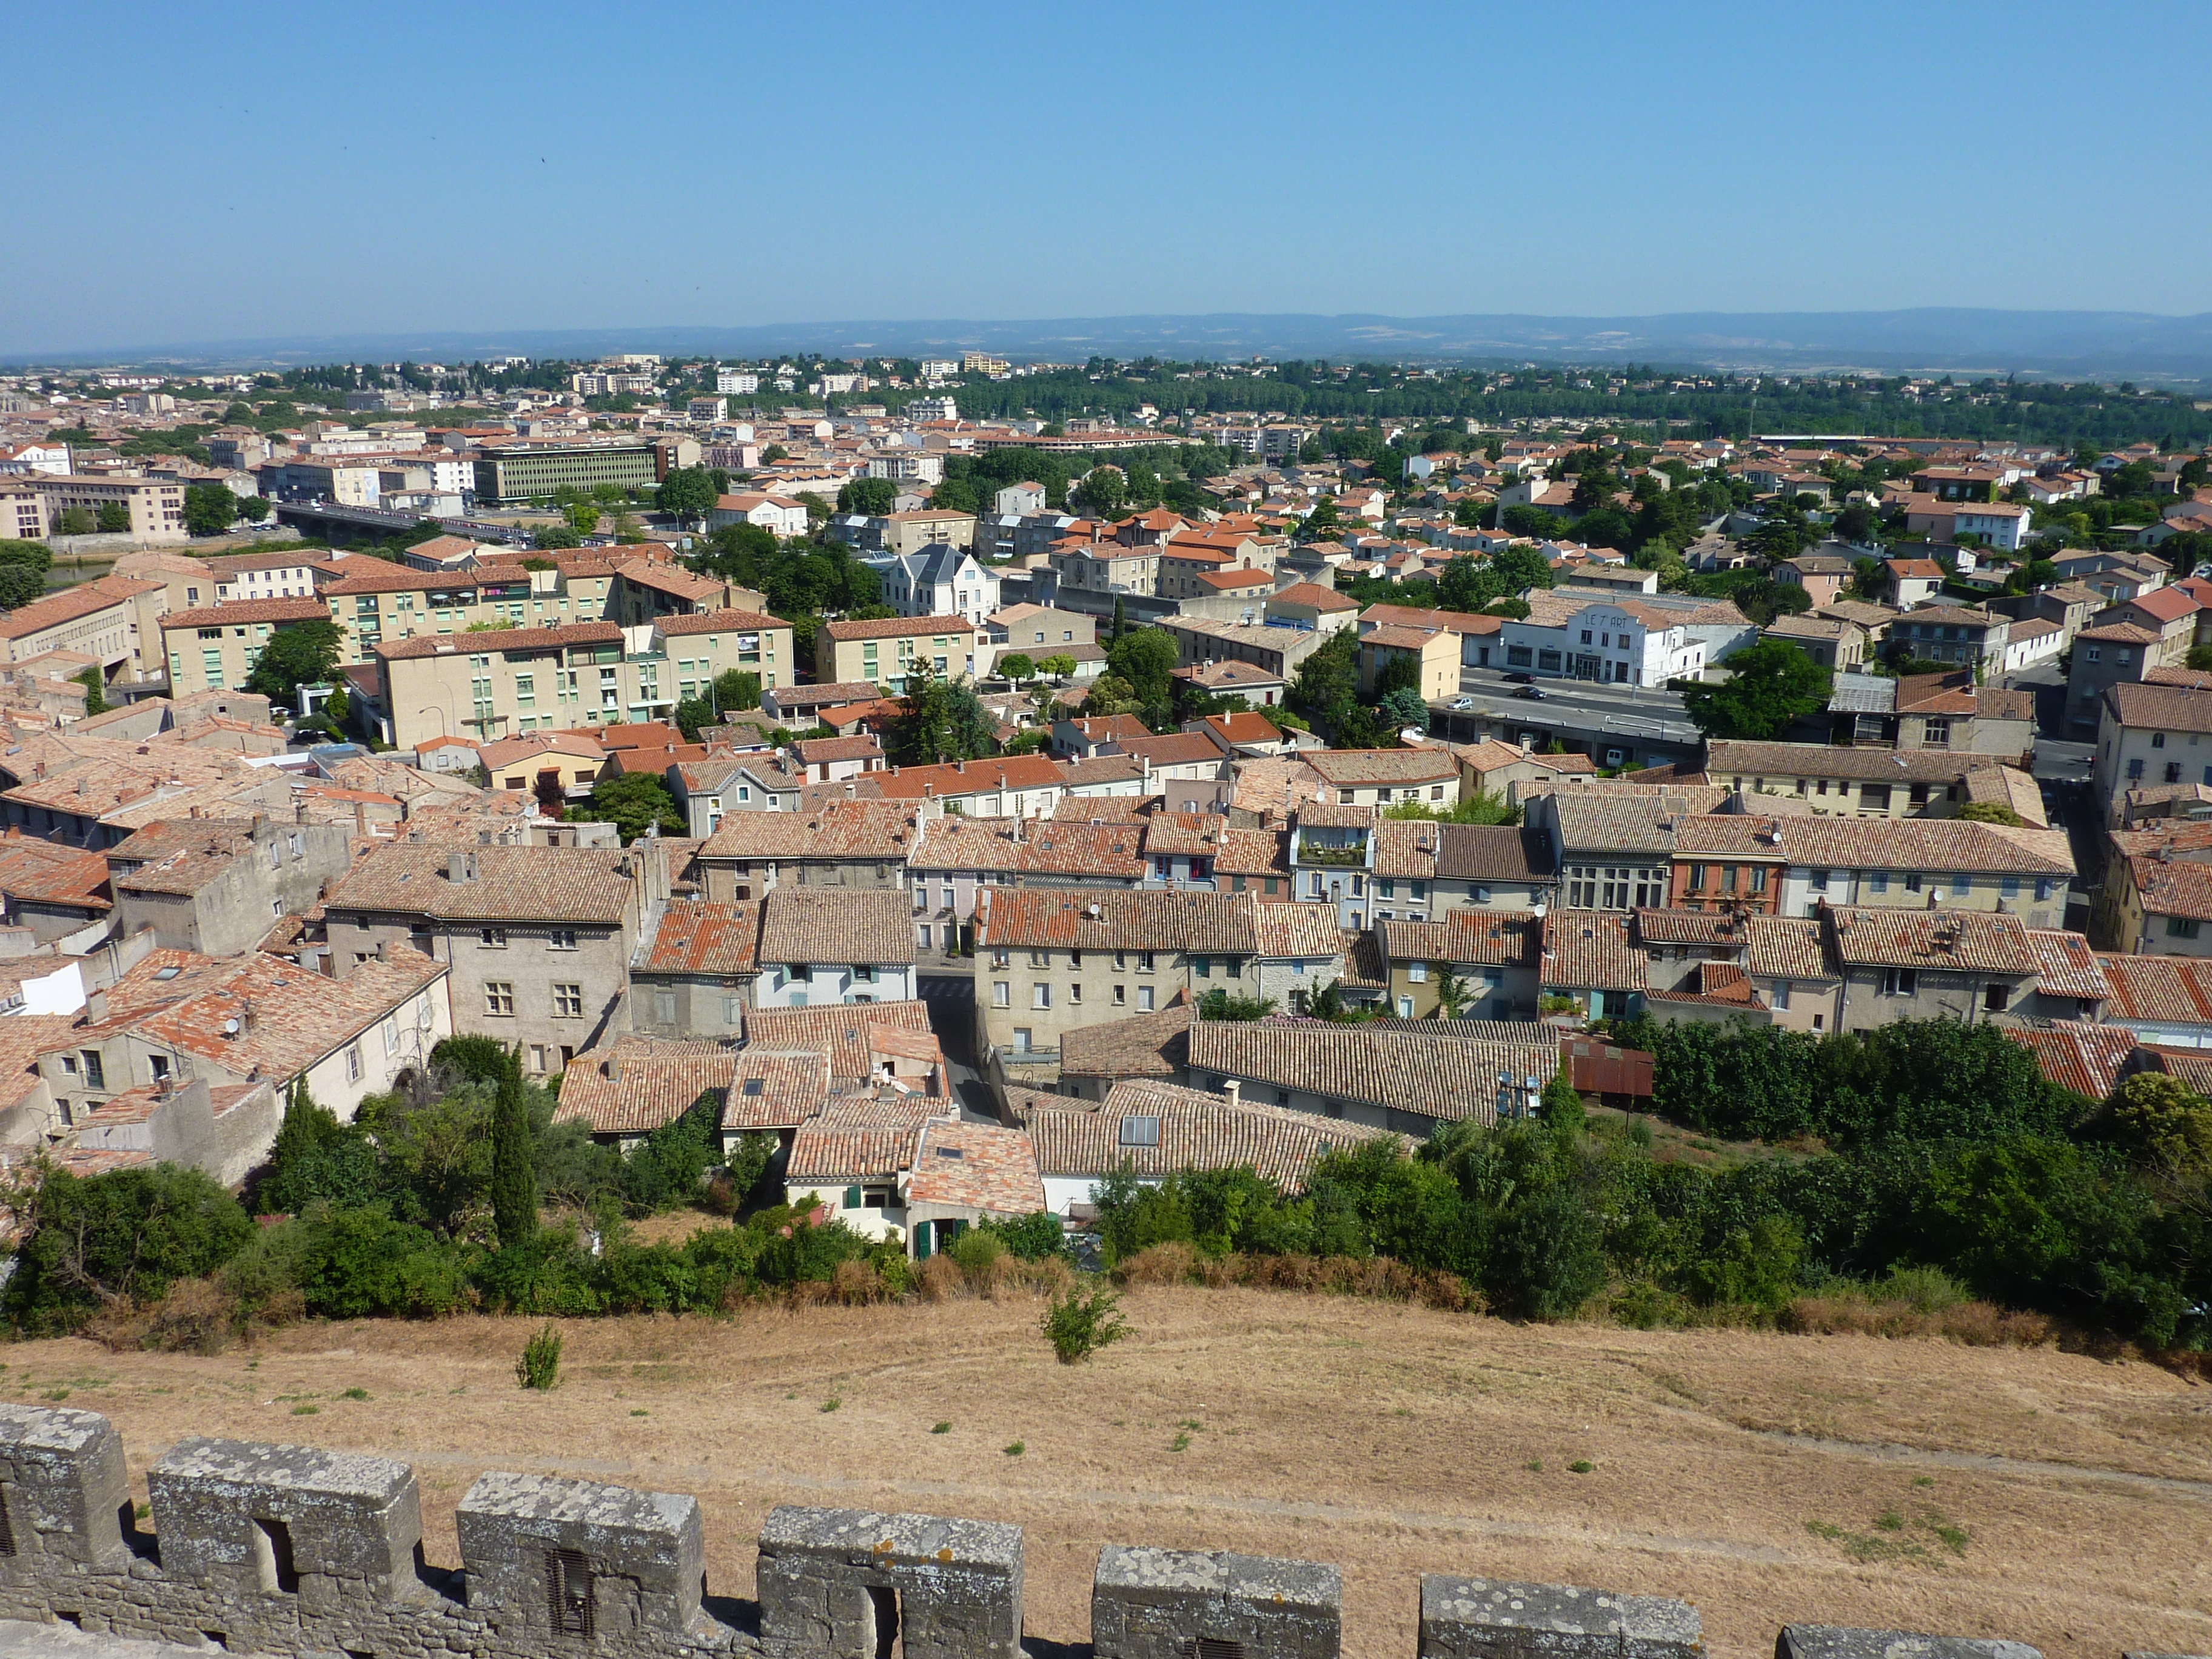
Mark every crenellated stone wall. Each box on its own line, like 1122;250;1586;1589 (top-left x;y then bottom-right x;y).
0;1404;2170;1659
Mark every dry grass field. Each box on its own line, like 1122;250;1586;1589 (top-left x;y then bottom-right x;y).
5;1288;2208;1658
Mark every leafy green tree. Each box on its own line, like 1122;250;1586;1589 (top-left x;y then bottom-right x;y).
243;619;344;705
655;466;719;526
1955;801;2024;826
75;666;107;716
1490;544;1554;593
1036;653;1076;681
237;494;272;523
1378;686;1430;728
3;1161;256;1335
884;664;996;764
1677;640;1831;742
1453;497;1487;529
535;524;582;549
491;1047;538;1249
837;477;898;515
1107;629;1178;707
929;477;979;515
183;483;239;536
55;506;93;536
1487;1185;1606;1319
576;772;687;842
95;503;130;534
1071;466;1127;517
1300;495;1342;541
998;652;1034;683
565;500;601;535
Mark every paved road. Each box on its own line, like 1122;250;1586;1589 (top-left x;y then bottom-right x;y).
916;971;999;1123
1446;666;1701;745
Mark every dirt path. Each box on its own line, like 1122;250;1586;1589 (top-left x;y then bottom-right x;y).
4;1288;2206;1658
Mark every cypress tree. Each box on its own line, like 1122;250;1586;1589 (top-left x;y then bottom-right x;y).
490;1048;538;1249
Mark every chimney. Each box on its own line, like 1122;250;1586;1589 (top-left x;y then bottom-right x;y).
1222;1078;1241;1109
85;988;108;1022
607;1054;623;1082
447;852;475;882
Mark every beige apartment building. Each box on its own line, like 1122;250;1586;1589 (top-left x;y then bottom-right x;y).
32;475;186;543
322;555;619;666
374;609;791;749
819;615;977;692
161;598;332;695
0;575;170;683
0;480;48;540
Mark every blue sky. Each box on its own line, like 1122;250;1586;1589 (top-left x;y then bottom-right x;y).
5;1;2210;354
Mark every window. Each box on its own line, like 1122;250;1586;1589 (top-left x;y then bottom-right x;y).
1396;995;1414;1017
480;927;507;948
1138;985;1155;1011
2127;759;2145;780
1689;863;1708;891
80;1051;103;1090
1473;885;1491;904
1869;870;1888;894
1881;968;1917;997
1028;949;1050;969
1067;981;1081;1004
1138;951;1156;972
345;1044;363;1083
1984;983;2008;1012
2168;762;2184;784
991;948;1010;968
270;897;285;916
993;980;1010;1007
1774;980;1791;1010
383;1017;400;1056
1408;961;1428;982
1031;983;1051;1009
485;982;515;1016
1118;1114;1160;1147
2154;731;2167;749
2167;916;2202;939
1751;866;1768;894
1113;984;1127;1005
549;930;578;951
1193;956;1213;978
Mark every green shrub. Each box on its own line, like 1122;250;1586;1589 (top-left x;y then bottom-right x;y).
517;1323;562;1390
5;1163;255;1336
1042;1283;1129;1364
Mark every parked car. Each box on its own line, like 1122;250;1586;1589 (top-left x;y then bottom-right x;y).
1503;671;1536;685
1513;685;1546;700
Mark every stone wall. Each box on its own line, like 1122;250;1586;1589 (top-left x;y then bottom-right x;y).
0;1405;2151;1659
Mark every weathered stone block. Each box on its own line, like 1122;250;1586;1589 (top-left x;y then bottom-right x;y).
1421;1574;1702;1659
1777;1627;2041;1659
756;1504;1022;1659
0;1405;131;1574
1093;1544;1341;1659
147;1437;424;1608
456;1470;703;1640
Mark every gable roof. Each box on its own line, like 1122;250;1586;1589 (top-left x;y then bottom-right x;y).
1014;1079;1388;1190
757;888;917;966
1185;1016;1557;1127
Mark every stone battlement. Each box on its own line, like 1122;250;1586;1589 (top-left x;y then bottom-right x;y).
0;1404;2167;1659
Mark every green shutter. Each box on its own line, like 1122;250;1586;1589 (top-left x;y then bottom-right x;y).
843;1185;862;1210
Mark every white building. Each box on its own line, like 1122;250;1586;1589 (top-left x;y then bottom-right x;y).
716;370;759;395
688;397;728;422
1952;502;2033;553
885;545;1001;629
906;396;959;423
1500;597;1706;686
709;492;810;537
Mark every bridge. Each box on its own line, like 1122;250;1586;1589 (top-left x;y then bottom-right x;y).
270;500;533;547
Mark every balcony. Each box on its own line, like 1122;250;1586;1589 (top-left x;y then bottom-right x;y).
1298;843;1369;868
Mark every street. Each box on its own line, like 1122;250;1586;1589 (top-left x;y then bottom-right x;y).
916;971;1001;1124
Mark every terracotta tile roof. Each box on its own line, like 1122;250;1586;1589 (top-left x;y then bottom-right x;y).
1772;816;2075;876
550;1036;737;1136
0;833;111;909
872;754;1066;801
1708;740;1989;785
656;608;789;637
1433;824;1549;883
107;820;280;898
701;799;923;861
1270;581;1358;612
741;999;936;1085
1547;796;1684;857
1304;749;1459;786
0;577;162;642
2127;853;2212;923
905;1119;1045;1214
793;734;882;765
1634;908;1753;946
2093;954;2212;1026
159;598;332;628
375;622;622;661
979;887;1265;955
720;1048;836;1131
1059;996;1193;1081
1743;914;1831;980
1215;827;1290;878
1541;910;1646;991
2140;1044;2212;1096
636;898;762;976
757;888;917;966
1185;1016;1558;1127
327;843;636;923
1672;815;1788;857
1821;905;2037;974
786;1099;962;1183
1372;818;1442;878
821;615;976;641
1252;902;1349;960
2107;680;2212;737
1016;1078;1389;1190
2002;1020;2138;1101
94;946;447;1084
0;1014;80;1113
2026;930;2108;1001
1381;909;1540;968
1140;813;1228;857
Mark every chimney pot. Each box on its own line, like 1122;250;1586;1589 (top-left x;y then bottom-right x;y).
1222;1078;1242;1109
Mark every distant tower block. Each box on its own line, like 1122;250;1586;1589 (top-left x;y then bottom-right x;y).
1419;1573;1703;1659
457;1470;705;1641
1778;1626;2045;1659
148;1437;426;1614
1092;1544;1342;1659
0;1404;130;1575
757;1503;1024;1659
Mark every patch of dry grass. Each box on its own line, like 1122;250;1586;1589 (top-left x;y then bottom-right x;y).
2;1290;2207;1659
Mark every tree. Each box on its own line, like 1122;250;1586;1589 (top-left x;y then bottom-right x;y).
577;773;686;843
671;697;714;742
760;443;788;464
534;524;582;549
1036;653;1076;682
655;466;719;526
490;1047;538;1250
95;503;130;534
564;499;600;535
75;666;107;717
1430;965;1469;1019
711;668;762;712
1071;466;1127;517
1300;495;1342;542
930;477;979;516
1677;640;1831;742
837;477;898;516
1379;686;1430;729
1107;629;1178;708
1956;801;2025;826
998;652;1034;684
884;665;996;764
1489;545;1554;594
55;506;92;536
237;494;272;523
183;483;239;537
243;620;344;706
1453;497;1487;529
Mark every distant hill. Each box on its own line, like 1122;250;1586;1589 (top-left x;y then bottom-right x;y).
18;309;2212;382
